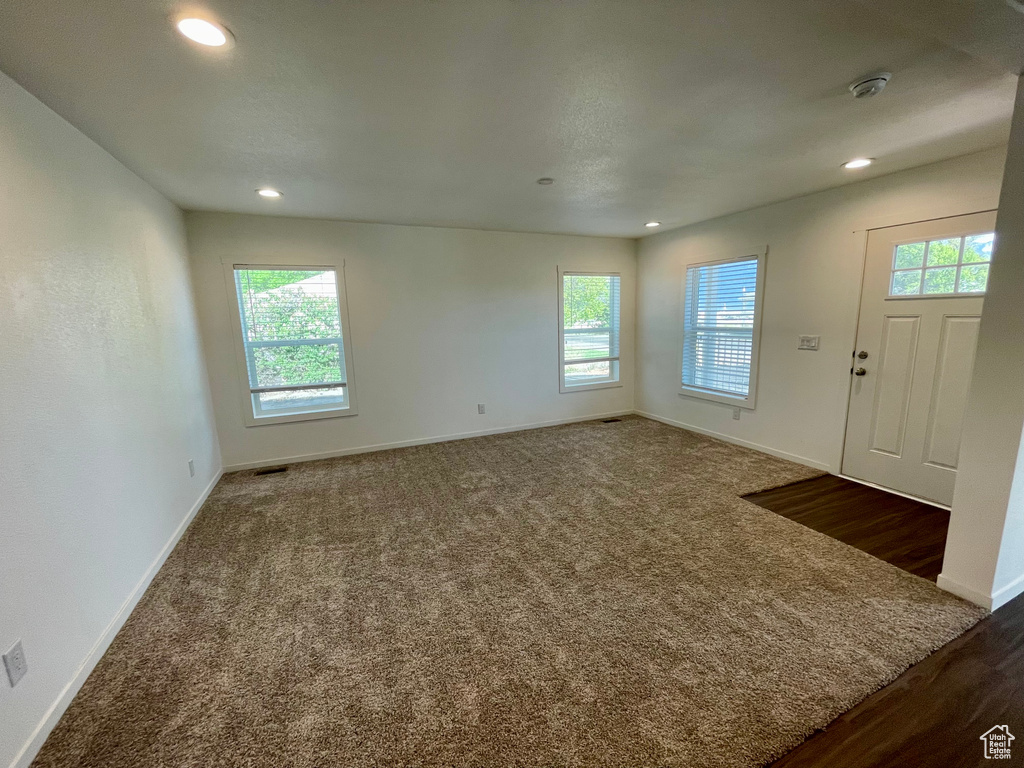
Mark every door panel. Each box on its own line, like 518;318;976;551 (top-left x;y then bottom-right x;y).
843;211;995;505
923;316;980;470
869;316;920;457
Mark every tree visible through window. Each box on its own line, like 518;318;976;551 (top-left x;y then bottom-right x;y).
890;233;994;297
559;272;621;390
234;267;351;419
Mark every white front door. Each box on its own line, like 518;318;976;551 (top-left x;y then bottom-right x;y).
842;211;997;505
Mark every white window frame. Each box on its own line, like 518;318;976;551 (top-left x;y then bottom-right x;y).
886;230;995;300
678;248;766;409
557;268;622;393
226;262;358;427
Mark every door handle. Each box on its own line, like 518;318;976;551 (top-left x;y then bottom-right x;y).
854;368;867;376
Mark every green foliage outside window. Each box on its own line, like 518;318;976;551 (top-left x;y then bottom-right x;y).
890;234;993;296
563;275;612;329
894;242;924;269
923;267;957;294
926;239;961;267
236;271;345;388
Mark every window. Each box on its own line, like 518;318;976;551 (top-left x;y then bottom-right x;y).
232;265;356;424
680;251;765;408
890;232;994;297
558;271;621;392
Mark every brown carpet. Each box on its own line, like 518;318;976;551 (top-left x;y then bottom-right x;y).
33;416;986;768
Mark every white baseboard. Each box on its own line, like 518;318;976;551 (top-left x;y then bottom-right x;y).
8;469;223;768
935;568;1024;613
223;410;636;471
936;573;995;609
633;410;832;472
990;571;1024;611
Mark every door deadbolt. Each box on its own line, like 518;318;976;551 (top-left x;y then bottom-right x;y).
857;350;869;359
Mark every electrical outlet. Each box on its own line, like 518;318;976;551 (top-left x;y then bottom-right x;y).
4;639;27;687
798;335;820;351
732;407;741;420
477;404;486;414
188;459;195;478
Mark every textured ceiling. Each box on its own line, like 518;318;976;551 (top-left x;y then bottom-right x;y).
0;0;1017;237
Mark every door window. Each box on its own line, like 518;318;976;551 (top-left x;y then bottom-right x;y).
890;233;994;297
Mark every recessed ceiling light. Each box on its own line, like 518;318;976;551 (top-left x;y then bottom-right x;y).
645;221;661;228
537;177;554;185
843;158;873;169
256;188;283;199
176;17;232;47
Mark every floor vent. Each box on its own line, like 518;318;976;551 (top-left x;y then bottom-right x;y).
602;418;622;423
254;466;288;476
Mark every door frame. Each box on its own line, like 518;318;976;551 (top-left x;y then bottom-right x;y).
835;208;998;505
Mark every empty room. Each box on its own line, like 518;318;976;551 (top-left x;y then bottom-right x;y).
3;1;1024;766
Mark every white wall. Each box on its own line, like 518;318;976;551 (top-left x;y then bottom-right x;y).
0;73;220;768
635;147;1007;472
942;77;1024;610
186;213;636;469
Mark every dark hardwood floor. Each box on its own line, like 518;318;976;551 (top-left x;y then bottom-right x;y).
743;474;1024;767
771;591;1024;767
744;474;950;581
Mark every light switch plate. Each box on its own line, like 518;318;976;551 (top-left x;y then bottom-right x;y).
798;335;820;351
3;639;27;687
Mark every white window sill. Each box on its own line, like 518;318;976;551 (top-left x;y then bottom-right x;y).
560;381;623;394
244;405;358;427
679;387;755;410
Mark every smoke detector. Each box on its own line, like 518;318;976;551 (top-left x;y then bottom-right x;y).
849;72;891;99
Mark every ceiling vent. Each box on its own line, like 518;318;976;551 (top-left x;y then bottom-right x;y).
849;72;891;99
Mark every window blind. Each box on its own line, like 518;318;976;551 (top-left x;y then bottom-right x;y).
561;273;621;389
234;267;349;418
682;258;758;398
